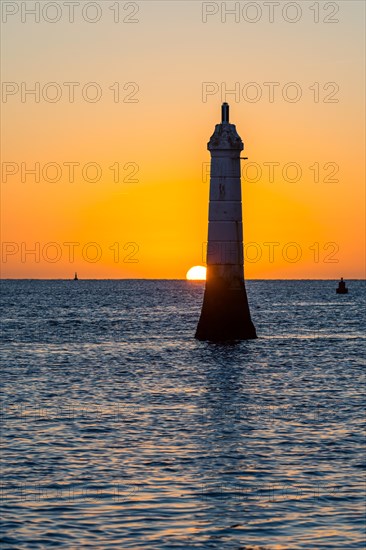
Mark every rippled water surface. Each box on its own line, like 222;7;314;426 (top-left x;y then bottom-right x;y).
1;280;365;549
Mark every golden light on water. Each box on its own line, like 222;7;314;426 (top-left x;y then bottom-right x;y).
186;266;206;281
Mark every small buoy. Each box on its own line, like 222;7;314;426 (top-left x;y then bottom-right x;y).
336;277;348;294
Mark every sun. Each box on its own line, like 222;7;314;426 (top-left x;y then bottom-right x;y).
186;265;207;281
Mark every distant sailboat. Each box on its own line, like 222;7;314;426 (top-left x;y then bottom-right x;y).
74;272;78;281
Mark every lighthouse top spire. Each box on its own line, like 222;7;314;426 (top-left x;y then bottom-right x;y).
221;102;229;123
207;103;243;151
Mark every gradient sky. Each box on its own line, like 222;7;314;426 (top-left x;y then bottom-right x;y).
1;0;365;278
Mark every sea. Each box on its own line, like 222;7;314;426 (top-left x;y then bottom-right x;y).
1;280;365;549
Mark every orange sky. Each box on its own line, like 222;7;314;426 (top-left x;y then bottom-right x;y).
1;1;365;279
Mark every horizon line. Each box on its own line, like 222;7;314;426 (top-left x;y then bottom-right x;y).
1;278;365;282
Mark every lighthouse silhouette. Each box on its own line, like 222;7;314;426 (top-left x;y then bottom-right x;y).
195;103;257;341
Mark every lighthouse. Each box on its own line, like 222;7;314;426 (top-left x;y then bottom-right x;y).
195;103;257;341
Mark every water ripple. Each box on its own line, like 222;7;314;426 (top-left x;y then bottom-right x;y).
1;280;365;548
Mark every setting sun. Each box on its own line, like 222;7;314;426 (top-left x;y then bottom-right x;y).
186;266;207;281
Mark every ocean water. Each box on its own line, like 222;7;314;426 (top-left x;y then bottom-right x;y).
1;280;365;549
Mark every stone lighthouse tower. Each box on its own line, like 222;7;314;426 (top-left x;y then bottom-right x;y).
195;103;257;341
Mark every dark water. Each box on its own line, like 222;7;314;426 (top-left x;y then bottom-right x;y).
1;280;365;549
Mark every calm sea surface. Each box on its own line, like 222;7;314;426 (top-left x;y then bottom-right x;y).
1;280;365;549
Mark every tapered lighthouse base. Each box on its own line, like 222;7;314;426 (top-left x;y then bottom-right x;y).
195;277;257;341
